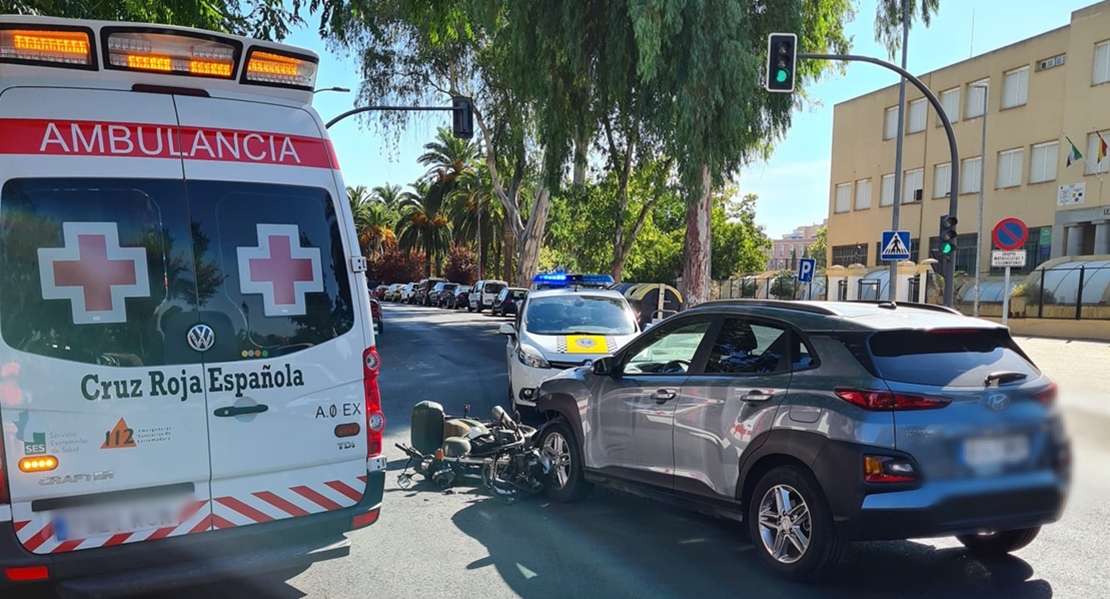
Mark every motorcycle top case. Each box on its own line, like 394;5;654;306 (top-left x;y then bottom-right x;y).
412;401;446;455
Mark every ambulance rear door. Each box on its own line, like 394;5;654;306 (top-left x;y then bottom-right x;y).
0;87;213;553
172;94;370;530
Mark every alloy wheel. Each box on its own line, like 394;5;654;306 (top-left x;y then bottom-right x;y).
542;431;572;489
757;484;812;564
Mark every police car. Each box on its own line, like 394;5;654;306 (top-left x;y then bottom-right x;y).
500;274;639;410
0;16;385;594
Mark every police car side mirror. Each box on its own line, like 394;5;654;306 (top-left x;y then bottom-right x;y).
499;323;517;336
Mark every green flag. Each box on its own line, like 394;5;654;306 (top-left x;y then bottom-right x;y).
1066;136;1083;167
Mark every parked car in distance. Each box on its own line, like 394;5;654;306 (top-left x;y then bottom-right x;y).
384;283;405;302
415;278;446;306
370;297;384;334
531;299;1070;581
433;282;459;307
399;282;416;303
373;284;389;301
470;279;507;312
449;285;472;309
492;287;528;317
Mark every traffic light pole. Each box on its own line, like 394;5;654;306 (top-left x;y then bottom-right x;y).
325;105;450;129
324;97;474;138
798;53;960;307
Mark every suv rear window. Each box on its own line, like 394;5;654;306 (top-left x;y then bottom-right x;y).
485;283;505;294
868;329;1039;387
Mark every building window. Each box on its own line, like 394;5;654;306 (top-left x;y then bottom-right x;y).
880;173;895;206
933;162;952;198
937;87;960;126
1037;54;1066;71
907;98;927;133
966;79;989;118
997;148;1024;188
1094;40;1110;85
960;156;982;194
902;168;923;203
1001;66;1029;109
883;106;899;140
854;178;872;210
834;183;852;213
1029;141;1059;183
831;244;868;267
1085;130;1110;174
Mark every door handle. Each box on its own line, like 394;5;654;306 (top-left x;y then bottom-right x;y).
652;389;677;404
214;404;269;418
741;390;774;403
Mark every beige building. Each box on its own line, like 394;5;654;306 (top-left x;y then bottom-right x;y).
765;219;826;270
826;0;1110;277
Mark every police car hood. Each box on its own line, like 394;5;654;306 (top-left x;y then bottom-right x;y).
522;330;637;362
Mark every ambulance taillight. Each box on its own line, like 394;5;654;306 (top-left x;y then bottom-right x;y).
0;28;93;67
243;48;317;90
363;347;384;457
104;30;238;79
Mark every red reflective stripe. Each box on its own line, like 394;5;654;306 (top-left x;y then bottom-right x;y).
103;533;132;547
253;491;309;517
180;499;208;521
216;496;273;523
188;515;212;535
0;118;332;168
12;521;29;534
357;475;367;484
51;540;82;553
24;522;53;552
325;480;363;503
291;486;342;511
211;514;236;530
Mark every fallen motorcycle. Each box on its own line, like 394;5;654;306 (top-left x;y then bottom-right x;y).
395;400;552;503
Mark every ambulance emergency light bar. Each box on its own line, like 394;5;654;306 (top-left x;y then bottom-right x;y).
0;24;318;90
532;273;615;289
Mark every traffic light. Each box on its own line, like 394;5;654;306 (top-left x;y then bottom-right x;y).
939;214;958;256
452;96;474;139
765;33;797;93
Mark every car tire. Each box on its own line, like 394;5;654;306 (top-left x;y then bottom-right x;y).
747;465;842;581
956;527;1041;555
538;422;592;503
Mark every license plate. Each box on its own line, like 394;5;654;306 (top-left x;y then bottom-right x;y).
963;435;1030;468
54;502;178;542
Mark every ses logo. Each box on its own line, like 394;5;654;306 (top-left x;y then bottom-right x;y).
24;432;47;456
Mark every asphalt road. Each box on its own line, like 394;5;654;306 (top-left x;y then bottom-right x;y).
17;304;1110;598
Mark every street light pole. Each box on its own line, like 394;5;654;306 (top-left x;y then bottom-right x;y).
313;86;351;95
973;83;989;317
888;0;910;302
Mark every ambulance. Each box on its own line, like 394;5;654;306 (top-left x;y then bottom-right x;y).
0;16;386;594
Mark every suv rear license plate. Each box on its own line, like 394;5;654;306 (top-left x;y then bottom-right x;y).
54;503;179;542
963;435;1030;468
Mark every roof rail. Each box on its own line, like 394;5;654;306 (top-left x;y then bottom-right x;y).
848;300;962;315
694;299;839;316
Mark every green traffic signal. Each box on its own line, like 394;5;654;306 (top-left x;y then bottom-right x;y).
941;242;954;254
776;69;789;83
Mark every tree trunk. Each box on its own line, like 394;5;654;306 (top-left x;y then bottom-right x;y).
573;132;589;188
502;217;515;283
679;164;713;307
424;252;432;279
516;187;552;286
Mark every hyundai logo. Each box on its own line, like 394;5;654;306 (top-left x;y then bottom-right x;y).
984;393;1011;411
187;324;216;352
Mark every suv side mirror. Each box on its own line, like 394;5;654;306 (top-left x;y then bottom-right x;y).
591;356;616;376
499;323;517;336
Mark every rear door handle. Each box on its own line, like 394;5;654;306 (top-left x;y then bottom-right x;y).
214;405;269;418
741;390;774;403
652;389;677;403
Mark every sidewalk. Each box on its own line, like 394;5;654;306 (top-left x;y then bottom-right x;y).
1016;336;1110;418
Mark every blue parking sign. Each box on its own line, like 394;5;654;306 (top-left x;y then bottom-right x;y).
797;258;815;283
880;230;911;261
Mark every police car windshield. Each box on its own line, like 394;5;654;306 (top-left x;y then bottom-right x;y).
524;295;636;336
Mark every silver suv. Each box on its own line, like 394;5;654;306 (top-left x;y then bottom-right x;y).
532;300;1071;580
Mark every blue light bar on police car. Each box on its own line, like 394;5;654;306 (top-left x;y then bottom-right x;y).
532;273;614;289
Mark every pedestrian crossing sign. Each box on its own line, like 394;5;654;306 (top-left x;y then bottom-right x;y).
881;230;911;261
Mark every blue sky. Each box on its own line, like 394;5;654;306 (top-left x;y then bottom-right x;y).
286;0;1095;238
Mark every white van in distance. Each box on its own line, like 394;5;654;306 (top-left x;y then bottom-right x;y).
0;16;386;595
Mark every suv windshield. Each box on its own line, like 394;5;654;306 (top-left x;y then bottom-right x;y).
868;329;1039;387
524;295;636;336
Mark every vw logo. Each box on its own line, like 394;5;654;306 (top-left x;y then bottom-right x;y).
187;324;216;353
984;393;1011;411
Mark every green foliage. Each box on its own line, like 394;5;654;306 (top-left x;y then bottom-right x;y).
809;225;828;270
1012;281;1055;305
874;0;941;59
770;270;797;300
712;192;772;279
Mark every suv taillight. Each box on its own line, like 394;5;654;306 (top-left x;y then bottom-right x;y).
1033;382;1057;406
835;388;950;411
363;347;384;457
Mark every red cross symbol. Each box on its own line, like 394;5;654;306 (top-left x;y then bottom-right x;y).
38;222;150;325
237;224;323;317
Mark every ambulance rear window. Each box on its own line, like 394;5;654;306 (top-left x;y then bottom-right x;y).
0;178;200;366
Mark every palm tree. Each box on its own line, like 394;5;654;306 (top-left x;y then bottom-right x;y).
372;183;403;210
448;164;502;279
418;127;478;184
396;181;453;277
348;185;396;258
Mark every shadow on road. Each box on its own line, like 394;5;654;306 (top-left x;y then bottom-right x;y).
451;488;1052;599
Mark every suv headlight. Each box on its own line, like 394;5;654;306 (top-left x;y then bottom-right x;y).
517;344;551;369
